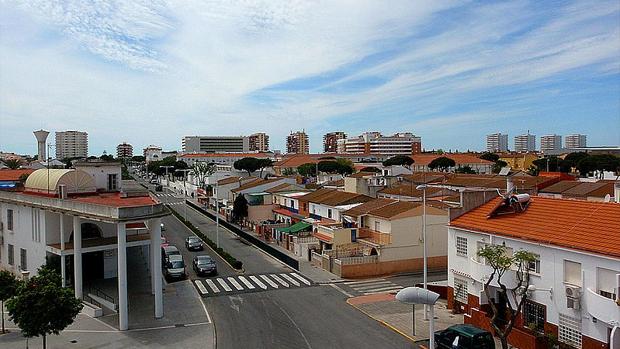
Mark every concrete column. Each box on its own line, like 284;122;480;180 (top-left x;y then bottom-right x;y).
60;213;66;288
118;222;128;330
149;222;155;294
151;218;163;318
73;216;82;299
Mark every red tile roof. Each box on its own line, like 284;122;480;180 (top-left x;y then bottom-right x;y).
450;196;620;258
217;176;242;185
180;153;271;158
231;178;284;193
0;169;35;181
73;193;160;208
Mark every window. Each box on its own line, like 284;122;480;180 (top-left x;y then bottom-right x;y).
523;300;545;333
456;236;468;256
564;260;582;286
20;248;27;271
327;209;332;219
527;255;541;274
597;267;618;300
374;221;381;231
8;244;14;265
107;174;118;191
290;200;295;208
7;209;13;231
559;314;582;349
453;277;468;303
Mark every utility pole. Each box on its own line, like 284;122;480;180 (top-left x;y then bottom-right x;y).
416;184;429;320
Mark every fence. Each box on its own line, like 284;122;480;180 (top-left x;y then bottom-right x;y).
186;200;300;270
337;255;378;265
311;251;323;266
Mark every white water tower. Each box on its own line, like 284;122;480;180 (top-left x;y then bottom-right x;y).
33;129;49;161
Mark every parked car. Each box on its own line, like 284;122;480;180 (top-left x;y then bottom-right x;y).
193;255;217;276
185;236;204;251
155;184;163;191
164;255;186;280
161;245;180;265
150;178;158;184
161;223;166;231
435;324;495;349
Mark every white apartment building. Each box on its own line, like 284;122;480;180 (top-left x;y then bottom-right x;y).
448;195;619;349
182;136;249;153
248;133;270;152
143;145;163;163
565;134;588;149
55;130;88;159
177;152;274;167
337;132;422;156
0;164;168;330
486;133;509;152
514;133;536;152
540;134;563;153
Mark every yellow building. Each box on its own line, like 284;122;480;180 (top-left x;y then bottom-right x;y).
498;153;539;171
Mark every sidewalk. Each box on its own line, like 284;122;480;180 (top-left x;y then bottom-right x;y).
347;293;463;342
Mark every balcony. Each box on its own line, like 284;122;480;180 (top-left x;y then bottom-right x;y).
357;227;391;246
584;288;620;326
47;233;151;255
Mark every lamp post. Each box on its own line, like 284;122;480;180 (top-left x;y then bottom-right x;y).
416;184;429;320
176;169;192;221
396;287;440;348
214;166;220;248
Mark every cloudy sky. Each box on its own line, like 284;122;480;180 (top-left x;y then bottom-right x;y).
1;0;619;155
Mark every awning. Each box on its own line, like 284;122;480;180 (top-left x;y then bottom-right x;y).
276;221;312;234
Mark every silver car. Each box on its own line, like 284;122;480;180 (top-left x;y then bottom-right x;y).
164;255;186;280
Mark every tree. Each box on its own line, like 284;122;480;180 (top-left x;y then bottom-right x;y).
2;159;20;169
576;154;620;177
233;157;263;176
192;162;216;189
455;165;476;174
99;154;115;161
492;160;508;174
232;194;248;222
477;245;537;349
480;152;500;162
282;167;295;176
0;270;20;334
359;166;381;173
318;160;354;175
7;267;82;349
131;155;145;162
257;158;274;178
532;156;567;173
382;155;414;168
428;156;456;172
297;163;317;177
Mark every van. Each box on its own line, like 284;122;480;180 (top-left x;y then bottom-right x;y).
434;324;495;349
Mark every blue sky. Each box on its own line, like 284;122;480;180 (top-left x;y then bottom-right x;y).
1;0;619;156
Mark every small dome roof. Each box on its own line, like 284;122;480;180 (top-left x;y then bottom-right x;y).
25;169;96;194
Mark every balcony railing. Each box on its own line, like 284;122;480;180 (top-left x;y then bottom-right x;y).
584;288;620;326
357;227;391;245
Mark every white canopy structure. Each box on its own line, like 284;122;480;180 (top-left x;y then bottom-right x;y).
24;169;96;194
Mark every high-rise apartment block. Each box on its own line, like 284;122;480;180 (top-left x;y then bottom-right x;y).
565;134;587;149
182;136;249;153
486;133;509;152
286;131;309;154
55;130;88;159
248;133;270;152
337;132;422;156
514;133;536;152
323;132;346;153
116;142;134;159
540;134;562;153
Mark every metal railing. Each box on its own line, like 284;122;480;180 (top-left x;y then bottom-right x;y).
84;284;117;311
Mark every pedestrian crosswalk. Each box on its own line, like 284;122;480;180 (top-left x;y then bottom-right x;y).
157;193;176;198
343;278;404;295
193;273;312;297
165;201;185;206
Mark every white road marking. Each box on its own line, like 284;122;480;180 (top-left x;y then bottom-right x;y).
259;274;278;288
205;279;220;293
281;273;300;287
250;275;268;289
363;287;404;295
329;283;354;298
217;278;233;292
227;277;244;291
195;280;208;294
344;278;386;285
291;273;311;286
351;281;394;290
238;276;255;289
270;274;289;287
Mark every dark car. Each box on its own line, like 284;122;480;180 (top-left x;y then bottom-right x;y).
193;255;217;276
164;255;186;281
435;324;495;349
155;184;163;191
161;245;180;265
185;236;204;251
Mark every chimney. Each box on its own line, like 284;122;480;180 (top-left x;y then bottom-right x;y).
33;130;50;161
615;182;620;203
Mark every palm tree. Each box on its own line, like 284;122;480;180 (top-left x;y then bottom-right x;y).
2;159;20;169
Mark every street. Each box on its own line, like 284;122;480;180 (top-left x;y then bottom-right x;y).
145;180;414;348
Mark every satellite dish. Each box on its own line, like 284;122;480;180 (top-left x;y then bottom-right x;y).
604;194;611;203
498;167;511;176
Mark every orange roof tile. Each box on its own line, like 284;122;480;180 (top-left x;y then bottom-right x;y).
217;176;241;185
343;198;396;218
411;154;494;166
231;178;284;192
450;197;620;258
73;193;160;208
0;169;35;181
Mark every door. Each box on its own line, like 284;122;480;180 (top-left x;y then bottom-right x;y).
82;251;104;281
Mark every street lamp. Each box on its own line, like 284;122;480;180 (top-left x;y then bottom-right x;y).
416;184;429;320
176;169;192;221
396;287;440;349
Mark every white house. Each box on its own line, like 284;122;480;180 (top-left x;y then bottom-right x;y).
0;166;168;331
447;195;620;349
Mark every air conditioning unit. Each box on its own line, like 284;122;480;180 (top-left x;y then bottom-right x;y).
567;297;581;310
565;284;582;298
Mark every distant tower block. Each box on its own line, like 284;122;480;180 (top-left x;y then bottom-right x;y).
33;129;50;161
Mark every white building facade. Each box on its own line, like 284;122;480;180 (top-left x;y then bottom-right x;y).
486;133;509;152
55;130;88;159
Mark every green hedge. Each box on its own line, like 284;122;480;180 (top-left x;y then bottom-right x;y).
168;206;243;270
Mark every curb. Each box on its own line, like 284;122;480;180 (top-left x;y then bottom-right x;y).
346;298;416;343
